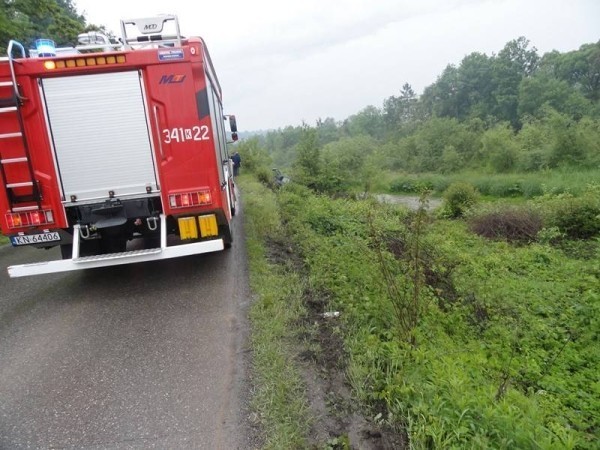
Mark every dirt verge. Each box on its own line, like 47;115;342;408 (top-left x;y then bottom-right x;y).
265;238;405;449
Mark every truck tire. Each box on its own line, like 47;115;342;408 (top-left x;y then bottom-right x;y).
220;222;233;249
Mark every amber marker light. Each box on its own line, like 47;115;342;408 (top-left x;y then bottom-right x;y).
43;61;56;70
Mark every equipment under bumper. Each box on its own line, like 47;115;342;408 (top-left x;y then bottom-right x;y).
7;214;225;278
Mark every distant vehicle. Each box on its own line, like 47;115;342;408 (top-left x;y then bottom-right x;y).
272;168;290;187
0;15;238;278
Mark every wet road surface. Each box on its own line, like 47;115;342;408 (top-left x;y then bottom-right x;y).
0;210;254;449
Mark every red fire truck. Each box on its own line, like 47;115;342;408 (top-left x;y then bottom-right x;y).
0;15;238;278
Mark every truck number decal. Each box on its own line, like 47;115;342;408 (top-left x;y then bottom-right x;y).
162;126;210;144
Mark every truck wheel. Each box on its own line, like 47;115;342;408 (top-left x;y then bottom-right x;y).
220;222;233;249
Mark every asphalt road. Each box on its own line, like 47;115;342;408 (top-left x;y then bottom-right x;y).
0;209;254;449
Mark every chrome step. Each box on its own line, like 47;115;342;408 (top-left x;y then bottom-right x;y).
6;181;33;188
11;205;40;212
1;157;28;164
0;132;22;139
74;248;162;263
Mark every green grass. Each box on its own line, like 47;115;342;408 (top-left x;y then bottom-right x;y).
387;168;600;199
0;234;7;245
239;175;312;448
273;184;599;449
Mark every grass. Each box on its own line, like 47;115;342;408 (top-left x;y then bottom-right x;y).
272;184;599;449
239;175;312;448
0;234;7;245
387;168;600;198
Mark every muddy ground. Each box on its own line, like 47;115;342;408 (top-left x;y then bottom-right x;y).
265;239;405;449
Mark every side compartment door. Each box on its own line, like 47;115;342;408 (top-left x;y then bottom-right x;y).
41;71;158;203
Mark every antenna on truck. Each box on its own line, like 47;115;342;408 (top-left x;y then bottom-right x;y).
119;14;182;50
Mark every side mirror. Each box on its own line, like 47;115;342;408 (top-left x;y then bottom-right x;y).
228;115;238;133
231;132;238;142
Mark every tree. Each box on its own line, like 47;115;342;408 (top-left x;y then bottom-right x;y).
456;52;495;120
481;124;519;172
320;135;378;192
518;74;592;120
397;117;479;172
541;42;600;102
235;137;271;173
0;0;89;53
383;83;419;130
316;117;340;146
492;37;540;127
342;105;384;139
292;124;322;190
421;64;461;119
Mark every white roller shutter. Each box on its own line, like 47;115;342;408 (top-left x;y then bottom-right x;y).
42;71;157;202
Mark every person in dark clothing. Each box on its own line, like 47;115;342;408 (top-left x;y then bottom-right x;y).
232;151;241;176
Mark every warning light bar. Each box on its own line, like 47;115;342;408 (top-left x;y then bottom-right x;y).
169;190;212;209
6;210;54;228
44;55;126;70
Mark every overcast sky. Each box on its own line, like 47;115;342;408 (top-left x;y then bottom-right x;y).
74;0;600;131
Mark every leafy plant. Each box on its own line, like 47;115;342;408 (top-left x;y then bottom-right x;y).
370;192;430;344
536;184;600;239
442;182;479;217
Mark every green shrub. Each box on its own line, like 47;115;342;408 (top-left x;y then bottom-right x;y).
390;177;419;194
390;175;445;195
443;182;479;218
537;185;600;239
551;198;600;239
256;167;272;186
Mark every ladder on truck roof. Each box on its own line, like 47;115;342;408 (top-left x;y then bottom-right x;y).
0;40;42;212
120;14;183;50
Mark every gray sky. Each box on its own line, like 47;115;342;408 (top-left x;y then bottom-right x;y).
74;0;600;131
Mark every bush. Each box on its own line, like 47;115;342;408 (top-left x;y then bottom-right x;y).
537;185;600;239
443;182;479;218
468;205;543;243
389;175;443;194
551;198;600;239
256;167;272;186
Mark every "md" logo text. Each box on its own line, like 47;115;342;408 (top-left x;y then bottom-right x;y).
159;74;186;84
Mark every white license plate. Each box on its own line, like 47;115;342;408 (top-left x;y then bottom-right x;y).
11;232;61;246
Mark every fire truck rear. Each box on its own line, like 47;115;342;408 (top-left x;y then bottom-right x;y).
0;15;238;278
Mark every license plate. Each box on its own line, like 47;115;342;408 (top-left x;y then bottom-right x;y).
11;232;61;246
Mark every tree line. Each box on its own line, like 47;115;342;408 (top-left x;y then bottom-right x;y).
1;0;105;54
242;37;600;191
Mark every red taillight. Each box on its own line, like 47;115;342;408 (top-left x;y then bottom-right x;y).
5;210;54;228
169;190;212;209
30;211;42;225
181;193;190;207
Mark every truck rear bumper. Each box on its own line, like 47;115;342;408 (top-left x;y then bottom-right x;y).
7;214;225;278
